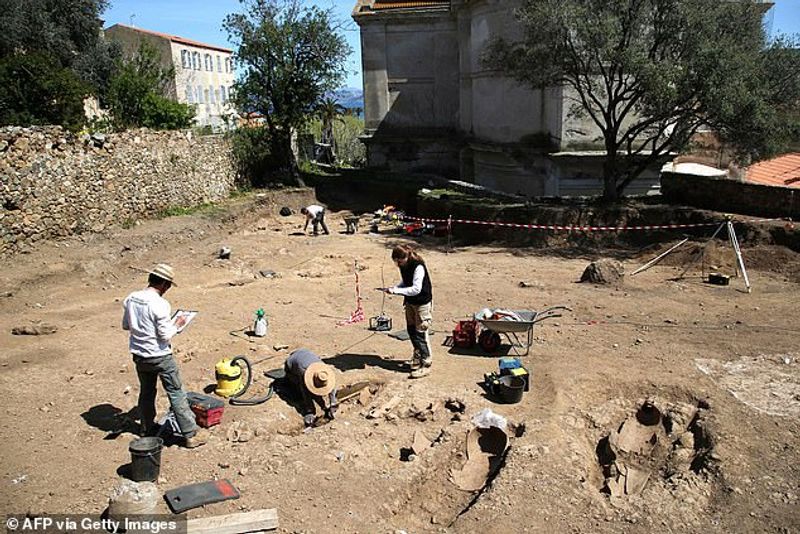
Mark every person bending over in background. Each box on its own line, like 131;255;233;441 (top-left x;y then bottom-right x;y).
301;204;330;236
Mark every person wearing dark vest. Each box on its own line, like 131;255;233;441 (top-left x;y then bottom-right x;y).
382;245;433;378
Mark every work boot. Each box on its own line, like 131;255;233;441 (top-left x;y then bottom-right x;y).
409;361;432;379
183;428;209;449
403;354;423;370
403;356;421;371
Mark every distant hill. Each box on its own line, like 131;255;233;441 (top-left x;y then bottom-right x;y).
331;87;364;113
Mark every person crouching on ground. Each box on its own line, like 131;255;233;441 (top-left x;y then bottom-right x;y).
381;245;434;379
122;264;207;448
301;204;330;236
284;348;338;426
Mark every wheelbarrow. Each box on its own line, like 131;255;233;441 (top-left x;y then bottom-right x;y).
475;306;569;356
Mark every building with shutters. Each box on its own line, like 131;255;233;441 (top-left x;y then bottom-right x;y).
105;24;236;131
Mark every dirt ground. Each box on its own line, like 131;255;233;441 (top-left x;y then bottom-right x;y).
1;189;799;533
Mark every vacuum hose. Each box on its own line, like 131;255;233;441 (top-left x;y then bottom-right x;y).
228;355;275;406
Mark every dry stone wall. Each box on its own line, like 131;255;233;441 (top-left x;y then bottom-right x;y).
1;126;235;255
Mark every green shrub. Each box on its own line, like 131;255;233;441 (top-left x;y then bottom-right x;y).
140;93;195;130
306;114;365;167
106;43;194;131
0;53;90;131
193;125;214;136
228;126;276;188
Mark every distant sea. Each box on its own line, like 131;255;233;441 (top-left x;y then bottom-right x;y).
331;87;364;118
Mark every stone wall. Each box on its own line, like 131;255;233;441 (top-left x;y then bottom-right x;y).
1;126;235;255
661;172;799;220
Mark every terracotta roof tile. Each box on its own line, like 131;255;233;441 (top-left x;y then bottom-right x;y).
373;1;449;9
745;152;800;189
353;0;449;14
108;24;232;54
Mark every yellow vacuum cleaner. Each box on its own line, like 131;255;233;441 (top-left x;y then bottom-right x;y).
215;357;245;398
214;356;274;405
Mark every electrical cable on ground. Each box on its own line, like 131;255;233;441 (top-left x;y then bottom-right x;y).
229;325;255;342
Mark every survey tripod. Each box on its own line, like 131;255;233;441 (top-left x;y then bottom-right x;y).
632;216;751;293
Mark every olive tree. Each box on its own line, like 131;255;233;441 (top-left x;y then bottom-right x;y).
488;0;800;201
224;0;351;185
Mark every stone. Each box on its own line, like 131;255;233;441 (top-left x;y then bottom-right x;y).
13;138;30;151
580;259;624;285
11;324;57;336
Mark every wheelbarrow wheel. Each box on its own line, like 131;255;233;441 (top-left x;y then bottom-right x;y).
479;330;502;352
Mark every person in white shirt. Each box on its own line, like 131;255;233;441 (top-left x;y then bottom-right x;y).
122;264;207;448
301;204;330;235
381;245;434;378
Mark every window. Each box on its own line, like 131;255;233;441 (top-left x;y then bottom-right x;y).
224;58;230;73
228;86;234;99
208;85;215;104
204;88;210;103
185;86;193;103
181;50;190;69
192;52;200;70
215;89;221;103
217;56;222;72
196;85;203;104
220;86;227;103
230;58;235;71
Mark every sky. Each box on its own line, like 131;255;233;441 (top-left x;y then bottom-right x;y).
101;0;363;88
101;0;800;91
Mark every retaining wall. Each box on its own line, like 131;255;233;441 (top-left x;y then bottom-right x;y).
661;172;798;220
1;126;235;255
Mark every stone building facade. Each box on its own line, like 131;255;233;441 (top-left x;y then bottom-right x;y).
353;0;661;197
105;24;236;131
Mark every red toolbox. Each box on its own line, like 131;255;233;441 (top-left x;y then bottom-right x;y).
186;391;225;428
452;319;478;348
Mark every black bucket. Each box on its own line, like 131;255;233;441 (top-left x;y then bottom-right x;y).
494;376;525;404
129;437;163;482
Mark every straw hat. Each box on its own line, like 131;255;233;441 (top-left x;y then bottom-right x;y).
148;263;176;286
304;362;336;396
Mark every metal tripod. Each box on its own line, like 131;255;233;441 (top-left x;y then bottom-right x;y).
633;217;751;292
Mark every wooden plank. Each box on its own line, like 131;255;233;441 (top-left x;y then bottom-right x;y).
336;380;371;402
187;508;278;534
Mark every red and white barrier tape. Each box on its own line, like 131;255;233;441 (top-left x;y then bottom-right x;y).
403;215;788;232
337;260;365;326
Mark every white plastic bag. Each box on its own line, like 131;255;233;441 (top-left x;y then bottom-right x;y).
471;408;507;430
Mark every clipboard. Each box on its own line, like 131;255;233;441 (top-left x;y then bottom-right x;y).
171;309;198;334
